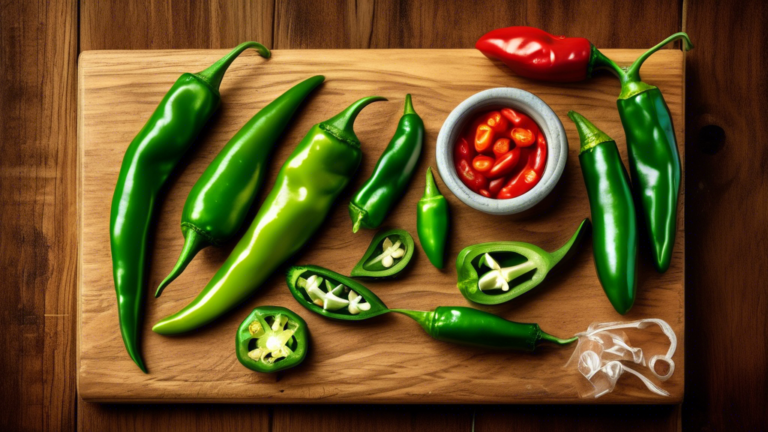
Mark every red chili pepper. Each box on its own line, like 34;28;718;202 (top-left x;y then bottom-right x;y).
487;147;522;179
511;127;536;147
472;155;495;173
479;189;492;198
488;177;506;196
475;26;595;82
497;133;548;199
500;108;541;137
456;159;489;193
484;111;508;133
474;124;495;153
492;138;511;158
456;137;476;162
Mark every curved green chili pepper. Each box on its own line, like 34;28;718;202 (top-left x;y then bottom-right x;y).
349;94;424;233
417;168;449;269
110;42;270;372
286;265;575;350
350;229;415;279
456;218;590;305
569;111;637;314
156;75;325;297
152;96;385;335
236;306;308;373
595;33;692;273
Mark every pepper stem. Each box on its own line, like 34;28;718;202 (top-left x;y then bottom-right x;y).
155;229;210;298
390;309;434;334
567;111;615;154
538;331;578;346
589;45;625;78
195;41;271;92
352;211;364;234
549;218;591;267
403;94;416;115
322;96;387;147
422;167;441;199
623;32;693;84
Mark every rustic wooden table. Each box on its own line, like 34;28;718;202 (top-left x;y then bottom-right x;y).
1;0;766;431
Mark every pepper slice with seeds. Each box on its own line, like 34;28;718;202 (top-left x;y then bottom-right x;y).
350;229;415;279
235;306;308;373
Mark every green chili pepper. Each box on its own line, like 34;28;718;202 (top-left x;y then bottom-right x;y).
596;33;692;273
456;218;589;305
152;96;385;335
156;75;325;297
286;265;576;350
417;168;449;269
349;94;424;233
350;229;415;279
236;306;309;373
110;42;270;372
569;111;637;315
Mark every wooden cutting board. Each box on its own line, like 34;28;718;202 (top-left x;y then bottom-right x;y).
78;48;685;403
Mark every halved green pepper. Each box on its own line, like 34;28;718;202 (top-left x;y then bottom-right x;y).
456;219;590;305
286;265;576;351
236;306;308;373
350;229;415;279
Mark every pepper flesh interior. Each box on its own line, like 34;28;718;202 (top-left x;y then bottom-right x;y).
297;274;371;315
366;237;405;268
477;253;537;292
247;314;298;365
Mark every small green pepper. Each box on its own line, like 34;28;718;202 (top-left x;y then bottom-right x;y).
236;306;308;373
286;265;576;351
456;219;590;305
417;168;449;269
350;229;415;279
349;95;424;233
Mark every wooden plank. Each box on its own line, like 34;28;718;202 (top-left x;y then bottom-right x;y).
272;405;472;432
682;0;768;430
77;48;684;404
0;0;78;431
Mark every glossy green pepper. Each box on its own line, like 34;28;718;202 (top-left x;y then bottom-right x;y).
109;42;270;372
417;168;449;269
156;75;325;297
236;306;308;373
350;229;415;279
456;219;589;305
349;94;424;233
152;96;385;335
569;111;637;314
612;33;691;273
286;265;576;350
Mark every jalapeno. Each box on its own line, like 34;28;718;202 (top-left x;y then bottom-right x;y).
417;168;449;269
286;265;576;351
456;219;589;305
350;229;415;279
236;306;308;373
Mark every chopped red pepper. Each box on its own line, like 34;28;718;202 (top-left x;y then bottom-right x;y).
456;159;489;193
474;124;495;153
492;138;511;158
483;111;508;133
487;147;522;179
501;108;541;138
479;189;492;198
511;127;536;147
456;137;476;162
472;155;495;173
488;177;507;196
497;133;547;199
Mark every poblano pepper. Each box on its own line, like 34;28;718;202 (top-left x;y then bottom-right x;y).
417;168;449;269
152;96;385;335
569;111;637;315
109;42;270;372
236;306;308;373
156;75;325;297
350;229;415;279
456;219;589;305
349;94;424;233
286;265;577;351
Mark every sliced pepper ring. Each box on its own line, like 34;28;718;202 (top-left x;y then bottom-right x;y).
351;229;415;279
456;219;589;305
236;306;309;373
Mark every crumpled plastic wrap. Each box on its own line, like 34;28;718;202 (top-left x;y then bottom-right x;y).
565;319;676;398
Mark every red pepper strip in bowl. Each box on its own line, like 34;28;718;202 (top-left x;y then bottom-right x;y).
484;111;508;133
455;138;488;193
511;127;536;147
475;124;495;153
472;155;495;173
488;177;506;196
487;147;522;179
498;133;548;199
475;26;614;82
501;108;541;139
493;138;511;158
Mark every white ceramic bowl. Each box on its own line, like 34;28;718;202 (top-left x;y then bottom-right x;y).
436;88;568;215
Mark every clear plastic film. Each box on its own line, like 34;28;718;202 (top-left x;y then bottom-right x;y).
564;319;676;398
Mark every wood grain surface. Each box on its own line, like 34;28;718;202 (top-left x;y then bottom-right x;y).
77;48;685;404
2;0;766;430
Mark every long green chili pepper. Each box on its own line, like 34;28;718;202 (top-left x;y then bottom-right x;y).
286;265;576;351
456;219;589;305
156;75;325;297
109;42;270;372
349;94;424;233
596;33;692;273
417;168;449;269
569;111;637;315
152;96;385;335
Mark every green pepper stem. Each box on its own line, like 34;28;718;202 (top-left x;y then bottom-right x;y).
322;96;387;147
352;210;364;234
195;41;271;91
623;32;693;85
422;167;441;199
538;331;578;346
155;229;209;298
390;309;434;334
403;94;416;115
549;218;590;266
589;45;625;78
568;111;615;154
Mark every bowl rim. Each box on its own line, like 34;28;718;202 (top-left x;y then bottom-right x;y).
435;87;568;215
